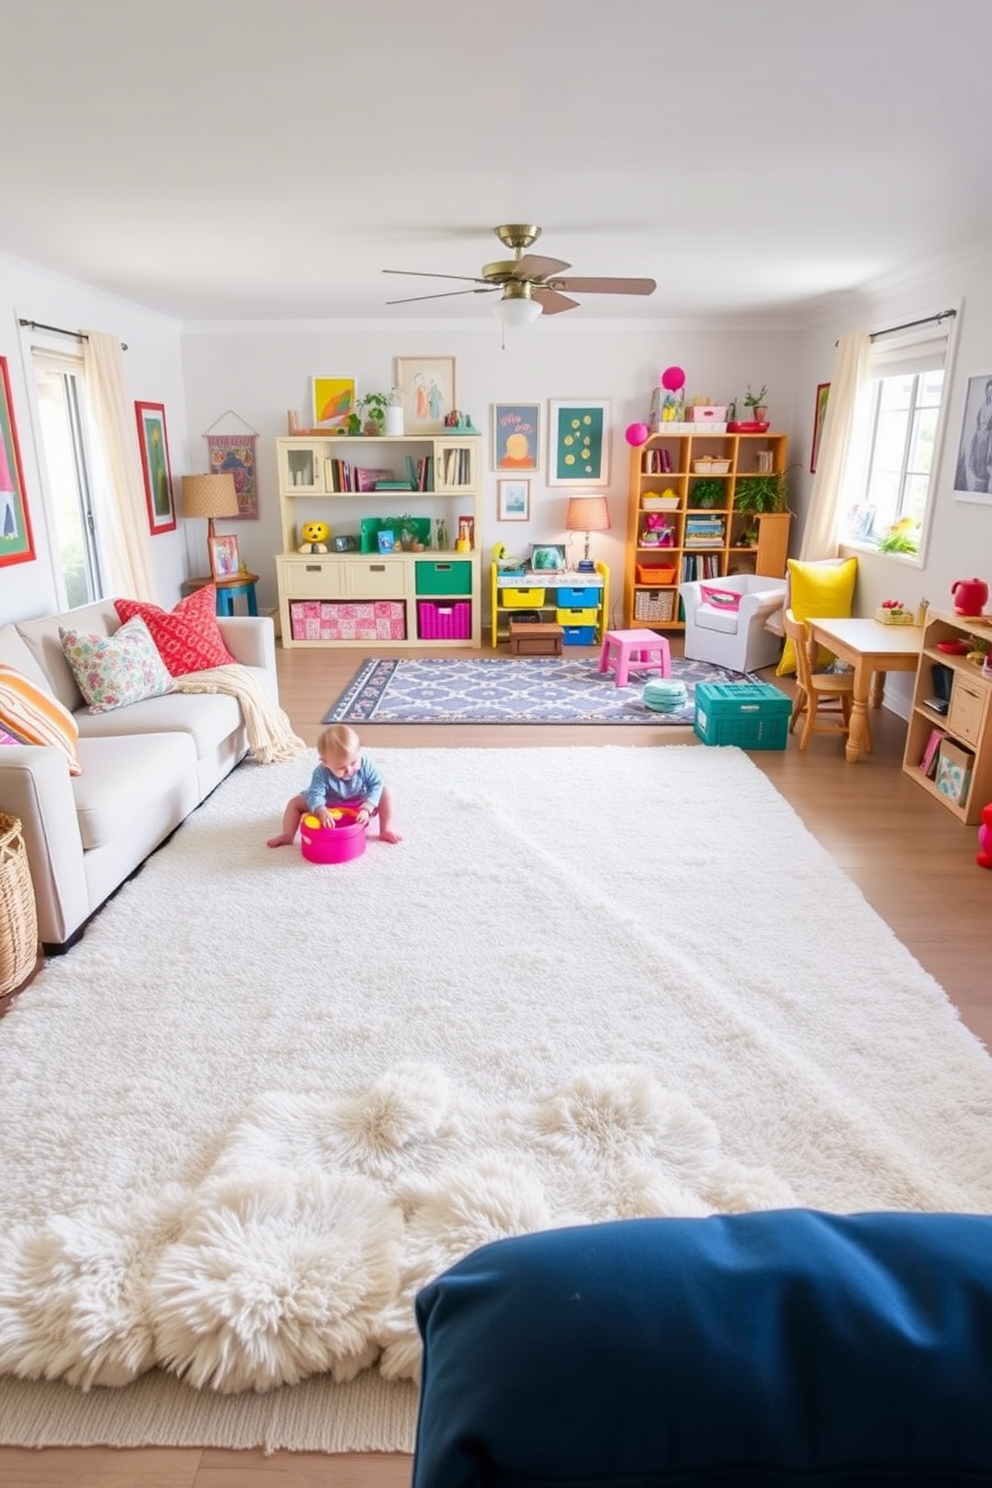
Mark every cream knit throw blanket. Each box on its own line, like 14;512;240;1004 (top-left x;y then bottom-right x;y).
173;665;306;764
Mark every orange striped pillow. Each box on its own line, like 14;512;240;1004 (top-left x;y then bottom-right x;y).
0;663;82;775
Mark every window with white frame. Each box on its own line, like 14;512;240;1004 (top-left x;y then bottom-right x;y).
31;346;105;608
840;320;952;557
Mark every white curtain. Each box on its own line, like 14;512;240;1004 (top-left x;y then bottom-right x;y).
799;329;871;560
82;329;159;602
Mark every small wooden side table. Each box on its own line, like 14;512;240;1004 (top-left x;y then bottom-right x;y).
182;573;259;617
509;621;564;656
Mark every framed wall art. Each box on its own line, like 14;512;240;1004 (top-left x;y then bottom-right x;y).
952;371;992;502
492;402;540;471
395;356;457;435
497;478;530;521
134;400;177;535
0;356;35;567
311;376;355;430
810;381;830;474
209;532;240;580
547;398;611;487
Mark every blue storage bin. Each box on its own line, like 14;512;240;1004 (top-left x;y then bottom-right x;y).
557;585;602;608
562;624;597;646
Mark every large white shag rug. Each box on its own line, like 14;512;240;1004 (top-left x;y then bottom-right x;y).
1;744;991;1452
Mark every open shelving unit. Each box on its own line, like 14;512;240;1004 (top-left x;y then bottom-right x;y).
902;608;992;824
624;431;791;631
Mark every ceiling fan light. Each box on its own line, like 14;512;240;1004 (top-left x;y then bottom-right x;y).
493;294;542;328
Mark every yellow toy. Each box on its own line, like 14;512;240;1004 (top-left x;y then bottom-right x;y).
298;520;330;554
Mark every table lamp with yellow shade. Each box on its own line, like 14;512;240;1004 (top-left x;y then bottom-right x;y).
181;473;239;579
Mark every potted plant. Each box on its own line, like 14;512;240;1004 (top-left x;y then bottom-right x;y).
396;513;424;550
386;386;404;436
733;467;792;514
356;392;389;436
689;478;727;509
744;384;769;423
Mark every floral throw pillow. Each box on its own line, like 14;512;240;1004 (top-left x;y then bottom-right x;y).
114;584;236;677
59;615;175;712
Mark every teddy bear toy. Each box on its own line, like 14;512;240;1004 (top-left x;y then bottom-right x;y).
977;802;992;869
298;520;330;554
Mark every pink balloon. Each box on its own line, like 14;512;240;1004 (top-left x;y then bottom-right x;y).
625;422;650;447
661;365;685;392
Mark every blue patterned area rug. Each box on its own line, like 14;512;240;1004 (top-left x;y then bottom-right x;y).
322;655;755;726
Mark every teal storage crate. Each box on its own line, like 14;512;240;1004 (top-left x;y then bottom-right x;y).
693;682;791;750
415;560;472;596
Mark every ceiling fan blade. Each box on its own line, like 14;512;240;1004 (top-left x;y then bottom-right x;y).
549;276;657;296
510;253;571;280
385;287;497;305
532;286;580;316
383;269;489;284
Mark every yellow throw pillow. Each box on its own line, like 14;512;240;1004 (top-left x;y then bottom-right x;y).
776;557;858;675
0;663;82;774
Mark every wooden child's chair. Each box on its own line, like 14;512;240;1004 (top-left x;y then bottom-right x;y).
782;608;872;753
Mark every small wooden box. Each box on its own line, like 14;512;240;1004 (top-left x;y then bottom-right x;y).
947;675;988;747
509;622;563;656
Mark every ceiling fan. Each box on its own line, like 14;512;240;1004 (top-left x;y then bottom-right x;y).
383;224;656;325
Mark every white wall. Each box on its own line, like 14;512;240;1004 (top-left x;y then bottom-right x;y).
4;241;991;671
789;244;992;715
179;318;799;622
0;251;186;626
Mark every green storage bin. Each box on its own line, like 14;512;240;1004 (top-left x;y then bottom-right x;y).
415;560;472;596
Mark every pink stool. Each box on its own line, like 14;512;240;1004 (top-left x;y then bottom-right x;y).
598;628;672;688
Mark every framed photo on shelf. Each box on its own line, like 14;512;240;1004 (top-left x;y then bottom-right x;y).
0;355;36;568
497;478;530;521
311;376;355;430
547;398;611;487
810;381;830;473
395;356;457;435
208;533;240;580
134;400;177;535
952;371;992;502
492;403;540;471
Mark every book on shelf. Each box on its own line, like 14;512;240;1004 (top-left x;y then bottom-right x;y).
934;738;974;804
918;726;945;778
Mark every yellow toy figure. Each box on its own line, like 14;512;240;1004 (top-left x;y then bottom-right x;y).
298;520;330;554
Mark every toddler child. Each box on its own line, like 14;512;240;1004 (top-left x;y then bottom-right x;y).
266;723;401;847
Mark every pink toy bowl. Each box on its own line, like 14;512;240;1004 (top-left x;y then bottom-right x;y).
300;806;367;864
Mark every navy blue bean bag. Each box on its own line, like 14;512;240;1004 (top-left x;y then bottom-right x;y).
413;1209;992;1488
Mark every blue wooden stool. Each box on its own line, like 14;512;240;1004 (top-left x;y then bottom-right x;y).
183;573;259;617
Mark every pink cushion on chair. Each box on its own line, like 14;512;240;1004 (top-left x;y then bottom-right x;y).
699;585;743;613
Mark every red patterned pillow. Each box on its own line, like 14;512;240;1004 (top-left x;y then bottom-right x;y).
114;586;236;677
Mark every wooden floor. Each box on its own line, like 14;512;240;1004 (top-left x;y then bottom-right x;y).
3;638;989;1487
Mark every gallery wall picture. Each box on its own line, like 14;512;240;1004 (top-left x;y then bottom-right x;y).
952;371;992;502
547;399;611;487
0;356;35;567
311;377;355;430
497;478;530;521
134;400;177;536
810;382;830;474
395;357;457;435
492;403;540;471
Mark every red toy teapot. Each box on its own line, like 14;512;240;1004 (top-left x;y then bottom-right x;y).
951;577;989;615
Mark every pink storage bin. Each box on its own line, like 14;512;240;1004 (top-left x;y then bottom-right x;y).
417;600;472;640
688;405;727;422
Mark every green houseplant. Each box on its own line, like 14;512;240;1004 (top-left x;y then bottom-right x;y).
744;383;768;419
356;392;389;436
733;468;792;514
689;478;727;509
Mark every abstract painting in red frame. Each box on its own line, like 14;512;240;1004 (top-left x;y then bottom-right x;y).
134;400;177;534
0;355;36;568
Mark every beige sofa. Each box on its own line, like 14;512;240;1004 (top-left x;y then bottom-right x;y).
0;600;278;953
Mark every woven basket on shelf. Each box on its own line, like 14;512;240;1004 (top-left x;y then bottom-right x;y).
0;813;38;997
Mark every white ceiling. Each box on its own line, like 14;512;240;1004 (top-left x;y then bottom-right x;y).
3;0;992;327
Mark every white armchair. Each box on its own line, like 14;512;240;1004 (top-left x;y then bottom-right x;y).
679;574;787;673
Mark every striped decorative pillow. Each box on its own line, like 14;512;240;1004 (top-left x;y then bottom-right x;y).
0;664;82;774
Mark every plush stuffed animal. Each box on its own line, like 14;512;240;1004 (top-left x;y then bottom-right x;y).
298;520;330;554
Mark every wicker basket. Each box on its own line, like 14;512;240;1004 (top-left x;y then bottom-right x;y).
634;589;676;622
0;813;38;997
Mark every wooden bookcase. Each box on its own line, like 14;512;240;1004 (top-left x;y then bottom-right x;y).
275;434;481;649
624;431;791;631
902;609;992;824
